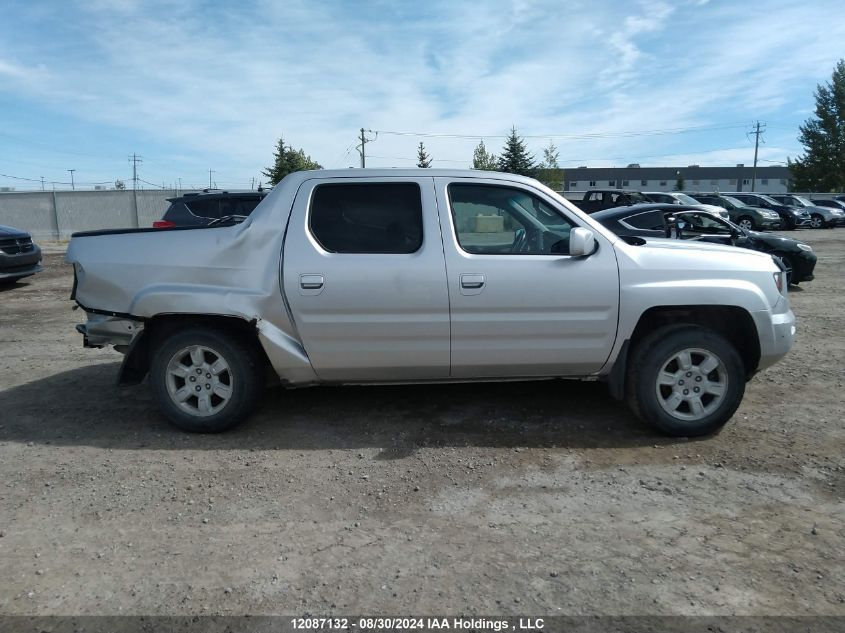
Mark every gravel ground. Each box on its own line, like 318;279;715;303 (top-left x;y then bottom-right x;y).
0;232;843;617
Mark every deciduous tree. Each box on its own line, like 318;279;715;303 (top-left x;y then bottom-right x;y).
471;140;499;170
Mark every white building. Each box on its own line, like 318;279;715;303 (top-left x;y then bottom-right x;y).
563;164;791;194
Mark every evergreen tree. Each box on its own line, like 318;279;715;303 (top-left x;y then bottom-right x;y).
789;59;845;192
498;126;537;177
674;175;685;191
537;140;564;190
263;136;322;185
471;140;499;170
416;142;432;168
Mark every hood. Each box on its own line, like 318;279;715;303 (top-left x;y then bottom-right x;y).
639;236;771;259
746;230;807;249
0;224;30;238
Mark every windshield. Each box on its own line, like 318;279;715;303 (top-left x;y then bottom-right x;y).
672;193;702;205
757;194;781;205
722;196;744;207
792;195;812;206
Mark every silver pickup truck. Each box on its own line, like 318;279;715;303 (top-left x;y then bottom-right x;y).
66;169;795;436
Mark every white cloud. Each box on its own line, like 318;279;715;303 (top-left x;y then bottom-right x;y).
0;0;843;185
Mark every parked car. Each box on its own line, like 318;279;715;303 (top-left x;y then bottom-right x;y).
769;194;845;228
810;198;845;213
592;204;817;285
642;191;729;220
67;169;795;438
686;193;781;231
570;189;651;214
726;192;811;230
153;189;268;228
0;224;43;284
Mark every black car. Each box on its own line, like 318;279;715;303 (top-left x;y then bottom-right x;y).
154;189;268;228
0;224;43;284
592;204;817;285
725;192;811;230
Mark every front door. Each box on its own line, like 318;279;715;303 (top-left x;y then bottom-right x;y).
283;177;450;381
434;177;620;378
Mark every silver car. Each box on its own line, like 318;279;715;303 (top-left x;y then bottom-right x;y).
67;170;795;437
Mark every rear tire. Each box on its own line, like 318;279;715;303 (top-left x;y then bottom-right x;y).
626;325;745;437
149;327;264;432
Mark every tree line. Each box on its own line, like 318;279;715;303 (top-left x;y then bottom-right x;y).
263;126;564;190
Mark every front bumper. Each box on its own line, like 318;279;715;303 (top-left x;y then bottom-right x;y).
0;244;43;280
792;250;817;283
0;262;43;281
753;303;796;372
758;216;782;229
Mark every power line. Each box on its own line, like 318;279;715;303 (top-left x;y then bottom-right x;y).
370;122;750;141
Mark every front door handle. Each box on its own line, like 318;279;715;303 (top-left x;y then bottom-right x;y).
300;274;325;290
460;273;485;289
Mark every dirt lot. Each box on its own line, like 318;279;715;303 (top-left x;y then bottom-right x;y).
1;233;843;618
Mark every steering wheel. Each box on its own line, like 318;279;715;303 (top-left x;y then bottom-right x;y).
511;228;528;253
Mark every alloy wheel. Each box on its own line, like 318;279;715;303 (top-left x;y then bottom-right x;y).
655;348;728;421
165;345;233;417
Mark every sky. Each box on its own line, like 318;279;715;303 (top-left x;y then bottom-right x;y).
0;0;843;191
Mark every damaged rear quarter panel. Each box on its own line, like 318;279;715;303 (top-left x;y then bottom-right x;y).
65;182;317;384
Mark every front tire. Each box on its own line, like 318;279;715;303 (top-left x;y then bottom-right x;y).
809;214;824;229
737;216;755;230
149;327;264;432
626;325;745;437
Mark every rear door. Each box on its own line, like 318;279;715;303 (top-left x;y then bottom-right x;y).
434;177;620;378
283;177;450;381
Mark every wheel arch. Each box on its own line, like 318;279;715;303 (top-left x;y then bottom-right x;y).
117;314;272;385
605;305;760;400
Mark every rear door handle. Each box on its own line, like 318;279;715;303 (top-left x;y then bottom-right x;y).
299;274;325;294
460;273;485;295
460;274;485;289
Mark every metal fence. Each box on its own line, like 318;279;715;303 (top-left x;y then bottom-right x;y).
0;189;178;239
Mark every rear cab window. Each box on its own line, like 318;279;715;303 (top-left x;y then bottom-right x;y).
309;183;423;254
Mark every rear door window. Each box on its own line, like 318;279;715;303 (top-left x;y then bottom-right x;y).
309;183;423;254
622;210;665;230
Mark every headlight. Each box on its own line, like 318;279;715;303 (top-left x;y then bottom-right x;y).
797;243;813;252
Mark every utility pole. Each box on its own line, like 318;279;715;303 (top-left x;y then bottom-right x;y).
356;128;376;168
751;121;765;192
208;170;215;189
40;176;45;191
129;153;142;190
67;169;76;190
251;177;255;190
128;153;141;228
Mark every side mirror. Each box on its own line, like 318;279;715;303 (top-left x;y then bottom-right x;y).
569;227;595;257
